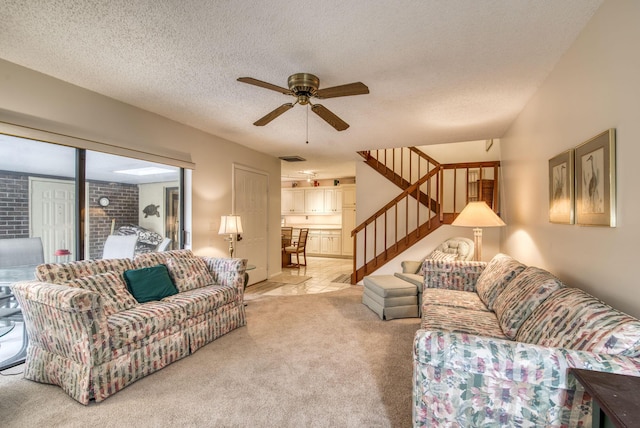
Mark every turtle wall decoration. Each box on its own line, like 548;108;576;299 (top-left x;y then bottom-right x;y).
143;204;160;218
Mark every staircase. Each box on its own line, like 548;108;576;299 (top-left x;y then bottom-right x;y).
359;147;440;213
351;147;500;283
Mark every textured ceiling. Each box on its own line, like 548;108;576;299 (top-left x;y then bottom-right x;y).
0;1;602;179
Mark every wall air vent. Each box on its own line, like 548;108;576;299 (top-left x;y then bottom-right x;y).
278;156;306;162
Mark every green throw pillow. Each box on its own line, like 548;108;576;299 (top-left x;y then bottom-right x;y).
123;264;178;303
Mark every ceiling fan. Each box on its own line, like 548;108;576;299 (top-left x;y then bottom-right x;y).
237;73;369;131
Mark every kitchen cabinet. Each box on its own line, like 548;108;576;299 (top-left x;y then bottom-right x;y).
324;188;342;213
320;230;342;255
282;185;352;215
304;188;326;213
281;189;305;214
304;229;342;256
306;230;321;254
341;184;356;208
341;207;356;256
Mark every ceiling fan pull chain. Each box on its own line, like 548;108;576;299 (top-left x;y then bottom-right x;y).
306;104;309;144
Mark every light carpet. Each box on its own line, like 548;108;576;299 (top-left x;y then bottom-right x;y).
0;286;420;427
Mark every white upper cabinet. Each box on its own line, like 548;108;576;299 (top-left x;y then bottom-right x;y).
341;184;356;207
281;189;305;214
304;188;325;213
324;188;342;213
282;185;353;215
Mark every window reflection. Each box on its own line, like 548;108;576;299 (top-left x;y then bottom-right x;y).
0;135;76;370
86;151;180;258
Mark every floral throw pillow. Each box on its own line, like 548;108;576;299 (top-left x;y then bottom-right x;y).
493;266;564;339
165;256;215;292
475;253;526;310
66;271;138;316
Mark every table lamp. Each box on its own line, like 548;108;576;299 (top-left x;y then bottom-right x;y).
219;215;243;257
451;201;505;261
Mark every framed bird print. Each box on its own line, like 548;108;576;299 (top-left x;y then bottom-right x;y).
549;149;574;224
575;129;616;227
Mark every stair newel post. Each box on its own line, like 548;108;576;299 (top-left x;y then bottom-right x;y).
416;183;420;238
392;148;396;181
436;167;444;222
452;167;459;215
465;167;469;206
427;176;431;230
383;210;388;258
352;229;356;284
402;147;406;184
479;167;484;203
363;222;368;275
493;165;499;211
417;151;420;186
405;194;409;245
394;203;398;252
384;149;387;174
373;217;378;267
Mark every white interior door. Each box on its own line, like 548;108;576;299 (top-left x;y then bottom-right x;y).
233;165;268;285
30;178;75;263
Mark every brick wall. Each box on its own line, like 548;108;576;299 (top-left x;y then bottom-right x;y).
0;171;30;239
88;181;139;259
0;172;140;258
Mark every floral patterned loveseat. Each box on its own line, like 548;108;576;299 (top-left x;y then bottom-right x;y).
11;250;246;405
413;253;640;427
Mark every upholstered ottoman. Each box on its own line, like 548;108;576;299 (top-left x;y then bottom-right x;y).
362;275;419;320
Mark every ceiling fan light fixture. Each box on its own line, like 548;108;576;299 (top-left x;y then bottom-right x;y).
287;73;320;96
298;94;310;105
237;73;369;131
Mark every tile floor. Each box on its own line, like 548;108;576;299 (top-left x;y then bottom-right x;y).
245;256;354;297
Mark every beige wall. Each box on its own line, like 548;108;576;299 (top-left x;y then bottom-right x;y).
500;0;640;317
0;59;282;277
416;139;501;164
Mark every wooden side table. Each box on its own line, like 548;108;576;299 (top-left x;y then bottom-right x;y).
571;368;640;428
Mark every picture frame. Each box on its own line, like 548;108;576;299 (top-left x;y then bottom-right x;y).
549;149;574;224
575;129;616;227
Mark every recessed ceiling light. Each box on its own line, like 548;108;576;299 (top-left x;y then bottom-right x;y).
114;167;175;176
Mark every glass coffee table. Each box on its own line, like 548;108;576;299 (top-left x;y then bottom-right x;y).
0;265;37;370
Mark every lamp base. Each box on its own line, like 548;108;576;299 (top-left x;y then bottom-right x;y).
473;227;483;262
224;234;234;258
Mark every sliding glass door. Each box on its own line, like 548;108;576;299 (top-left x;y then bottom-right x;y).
0;133;183;370
85;151;181;259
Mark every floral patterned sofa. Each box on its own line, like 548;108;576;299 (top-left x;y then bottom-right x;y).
11;249;247;405
413;253;640;427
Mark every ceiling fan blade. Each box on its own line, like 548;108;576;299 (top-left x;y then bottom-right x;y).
315;82;369;99
311;104;349;131
253;103;295;126
237;77;292;95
